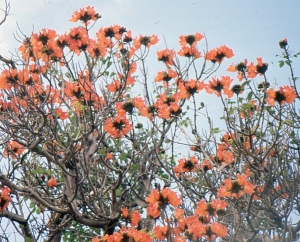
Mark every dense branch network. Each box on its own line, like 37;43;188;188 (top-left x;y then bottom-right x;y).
0;5;299;242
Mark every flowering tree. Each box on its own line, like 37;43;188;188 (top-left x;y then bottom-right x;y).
0;5;299;242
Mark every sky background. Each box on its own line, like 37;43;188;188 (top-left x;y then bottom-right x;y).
1;0;299;126
1;0;300;72
0;1;300;240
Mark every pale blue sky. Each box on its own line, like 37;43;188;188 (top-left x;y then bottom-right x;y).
1;0;300;77
0;0;300;118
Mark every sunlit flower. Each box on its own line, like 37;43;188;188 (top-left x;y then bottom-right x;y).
157;49;175;66
0;187;11;211
265;86;297;106
3;141;26;159
179;32;204;47
174;156;199;177
155;70;178;82
70;6;101;25
205;76;233;98
47;178;58;188
154;225;169;240
218;174;255;199
205;222;228;241
104;115;132;138
195;199;228;217
178;46;201;58
206;45;234;64
178;79;205;98
133;34;159;49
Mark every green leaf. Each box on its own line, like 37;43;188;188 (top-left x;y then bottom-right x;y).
241;80;251;87
279;60;284;68
285;60;291;66
213;127;220;134
247;91;253;100
98;149;106;156
36;208;41;215
120;153;128;161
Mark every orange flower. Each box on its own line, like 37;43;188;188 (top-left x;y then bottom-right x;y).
205;76;233;98
155;70;178;82
47;178;58;188
105;152;114;161
145;188;181;218
178;79;205;98
255;57;268;75
87;39;107;58
0;187;11;211
206;45;234;64
55;108;69;120
265;86;296;106
96;25;126;41
246;57;268;78
195;199;228;217
216;144;234;165
146;202;161;218
217;174;255;199
66;27;90;55
133;34;159;49
91;236;99;242
157;49;175;66
121;207;129;218
226;59;247;81
106;80;121;92
205;222;228;241
179;32;204;47
174;156;199;177
161;188;182;207
0;69;19;90
3;141;26;159
104;116;132;138
186;218;206;240
70;6;101;25
200;159;213;172
130;210;141;227
154;226;169;240
178;46;201;58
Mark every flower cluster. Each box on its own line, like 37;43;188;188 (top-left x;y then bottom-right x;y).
145;188;182;218
0;187;11;212
218;174;255;199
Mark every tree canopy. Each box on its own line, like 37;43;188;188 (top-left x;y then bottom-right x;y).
0;5;299;242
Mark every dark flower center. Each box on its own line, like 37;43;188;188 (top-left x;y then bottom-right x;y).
164;97;175;106
186;35;196;45
158;56;170;63
214;53;226;63
105;28;115;38
113;119;125;130
206;203;215;216
231;180;242;193
256;63;268;75
231;84;243;95
147;105;157;114
183;160;195;171
274;91;286;103
38;35;49;45
140;36;150;46
236;62;246;72
212;81;223;92
122;102;134;114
